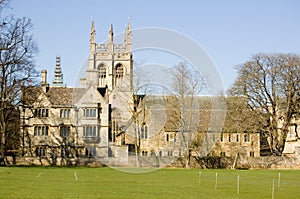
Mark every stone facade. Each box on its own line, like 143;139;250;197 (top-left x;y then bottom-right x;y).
21;20;134;162
282;116;300;156
209;132;260;158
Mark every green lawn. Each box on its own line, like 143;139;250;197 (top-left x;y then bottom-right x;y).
0;167;299;198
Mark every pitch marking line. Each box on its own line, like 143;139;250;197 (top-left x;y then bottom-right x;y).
74;171;78;181
36;172;42;178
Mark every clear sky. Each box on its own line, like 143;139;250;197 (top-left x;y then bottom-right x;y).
4;0;300;90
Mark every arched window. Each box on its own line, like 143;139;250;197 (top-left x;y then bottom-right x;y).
98;63;106;86
115;63;124;86
141;124;148;139
110;120;117;142
110;109;122;142
98;63;106;78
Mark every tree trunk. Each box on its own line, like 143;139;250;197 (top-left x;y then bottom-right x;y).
0;127;6;165
185;150;191;168
232;153;238;169
135;145;140;168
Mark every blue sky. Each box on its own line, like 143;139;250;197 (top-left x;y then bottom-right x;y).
4;0;300;90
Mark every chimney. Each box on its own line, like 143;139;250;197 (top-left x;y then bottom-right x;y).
41;70;47;85
41;70;49;92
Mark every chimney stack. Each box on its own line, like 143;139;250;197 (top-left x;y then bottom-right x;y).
41;70;49;92
41;70;47;85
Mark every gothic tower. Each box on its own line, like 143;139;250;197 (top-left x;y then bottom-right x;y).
78;20;134;157
82;19;133;94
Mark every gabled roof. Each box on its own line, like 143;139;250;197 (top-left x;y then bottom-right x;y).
72;88;88;104
139;95;260;133
46;87;74;105
22;86;43;106
22;84;105;108
22;85;88;107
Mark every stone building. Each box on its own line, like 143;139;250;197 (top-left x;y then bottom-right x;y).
212;97;261;158
20;20;261;166
21;20;134;164
282;115;300;156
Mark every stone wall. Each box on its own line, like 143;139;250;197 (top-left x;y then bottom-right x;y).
3;155;300;169
186;156;300;169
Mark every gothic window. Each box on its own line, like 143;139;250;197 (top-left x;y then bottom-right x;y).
83;126;98;137
141;124;148;139
110;120;118;142
83;108;97;118
34;108;49;118
110;109;121;142
34;126;49;136
98;63;106;86
60;109;70;118
115;63;124;86
60;126;71;138
35;147;46;157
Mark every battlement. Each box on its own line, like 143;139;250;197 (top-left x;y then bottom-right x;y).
96;44;127;53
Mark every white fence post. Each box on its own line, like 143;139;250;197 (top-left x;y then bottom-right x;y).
272;178;275;199
237;175;240;194
215;172;218;190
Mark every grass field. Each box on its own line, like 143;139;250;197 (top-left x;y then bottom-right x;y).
0;167;300;199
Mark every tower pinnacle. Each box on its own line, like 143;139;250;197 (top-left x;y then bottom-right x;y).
125;18;132;52
90;18;96;52
108;24;114;52
108;24;113;43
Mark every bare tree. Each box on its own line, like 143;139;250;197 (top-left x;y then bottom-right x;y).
228;53;300;155
168;62;205;168
0;1;38;164
223;97;262;168
125;61;150;167
0;0;10;9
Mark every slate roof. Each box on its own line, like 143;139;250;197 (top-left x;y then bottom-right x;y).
22;86;43;106
22;86;87;106
46;87;74;105
141;95;260;133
